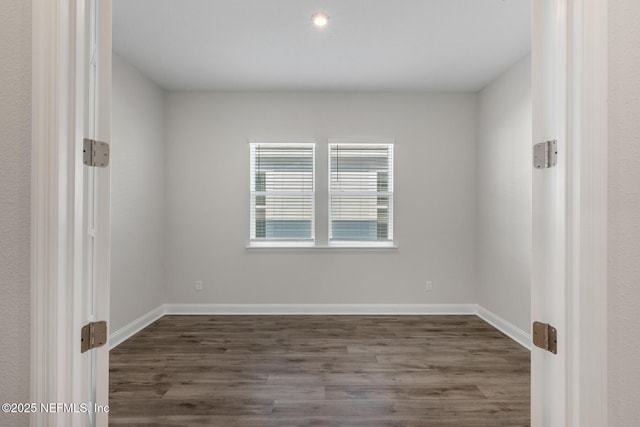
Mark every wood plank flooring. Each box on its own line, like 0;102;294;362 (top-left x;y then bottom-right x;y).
109;315;530;426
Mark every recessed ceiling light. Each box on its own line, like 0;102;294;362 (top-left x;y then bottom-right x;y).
312;12;329;28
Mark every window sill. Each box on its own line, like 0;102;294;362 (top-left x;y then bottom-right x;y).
246;244;398;252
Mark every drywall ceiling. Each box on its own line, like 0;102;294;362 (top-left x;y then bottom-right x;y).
113;0;531;91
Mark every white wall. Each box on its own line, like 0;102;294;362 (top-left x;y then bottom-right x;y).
608;1;640;424
0;0;31;426
164;92;478;305
477;55;532;332
111;54;166;331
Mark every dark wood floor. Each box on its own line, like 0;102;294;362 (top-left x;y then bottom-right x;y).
109;315;530;426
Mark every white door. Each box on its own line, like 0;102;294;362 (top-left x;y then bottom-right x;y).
82;0;112;426
531;0;568;425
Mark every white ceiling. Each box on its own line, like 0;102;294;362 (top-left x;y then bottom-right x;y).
113;0;531;91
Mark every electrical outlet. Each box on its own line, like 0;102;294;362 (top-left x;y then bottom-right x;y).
195;280;203;291
425;281;433;291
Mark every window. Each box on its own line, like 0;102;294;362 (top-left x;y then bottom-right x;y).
329;141;394;246
249;141;315;245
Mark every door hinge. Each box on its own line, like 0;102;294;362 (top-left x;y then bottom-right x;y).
81;321;107;353
533;140;557;169
532;321;557;354
83;138;110;167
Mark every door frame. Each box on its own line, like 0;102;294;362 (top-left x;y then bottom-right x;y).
31;0;112;425
30;0;608;425
530;1;607;425
31;1;85;425
562;0;608;424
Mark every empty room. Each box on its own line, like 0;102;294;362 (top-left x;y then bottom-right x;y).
108;0;532;425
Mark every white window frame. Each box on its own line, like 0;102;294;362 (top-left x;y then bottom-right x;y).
249;138;316;247
328;138;395;248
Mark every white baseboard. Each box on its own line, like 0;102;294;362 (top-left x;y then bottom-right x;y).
109;305;166;350
475;305;531;350
163;303;477;316
109;303;530;351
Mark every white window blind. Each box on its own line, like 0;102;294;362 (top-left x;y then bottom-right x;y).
250;142;315;243
329;142;394;244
